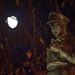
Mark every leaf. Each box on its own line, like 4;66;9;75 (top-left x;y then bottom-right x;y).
28;69;32;73
15;68;20;75
16;0;19;6
21;67;26;74
43;51;46;55
22;61;29;67
26;50;32;59
15;67;26;74
61;1;66;8
40;38;44;44
37;71;46;75
0;43;3;49
32;7;37;12
5;38;8;42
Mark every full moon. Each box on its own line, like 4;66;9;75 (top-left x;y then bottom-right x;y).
6;16;18;29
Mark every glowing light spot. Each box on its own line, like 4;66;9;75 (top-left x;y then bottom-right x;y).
6;16;18;29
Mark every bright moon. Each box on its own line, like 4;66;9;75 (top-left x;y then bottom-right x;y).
6;16;18;29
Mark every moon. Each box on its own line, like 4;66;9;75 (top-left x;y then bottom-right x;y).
6;16;18;29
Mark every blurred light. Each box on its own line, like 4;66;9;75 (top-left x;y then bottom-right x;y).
6;16;18;29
